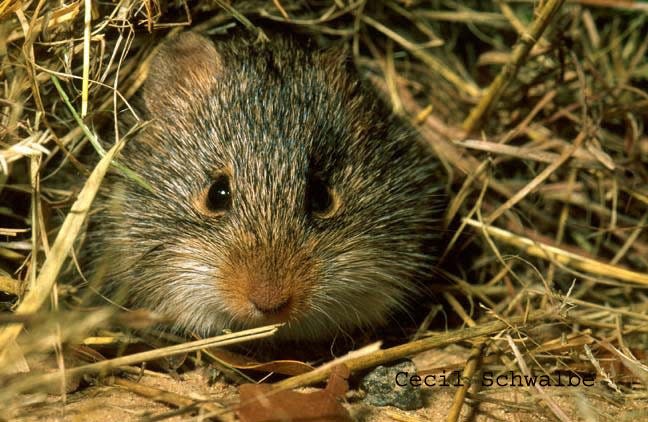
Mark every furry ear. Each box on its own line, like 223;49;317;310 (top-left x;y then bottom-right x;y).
143;32;221;114
315;42;351;71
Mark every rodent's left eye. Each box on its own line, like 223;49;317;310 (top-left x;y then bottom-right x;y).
307;175;340;219
205;173;231;213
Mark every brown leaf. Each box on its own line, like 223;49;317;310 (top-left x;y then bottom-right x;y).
209;347;314;376
238;364;351;422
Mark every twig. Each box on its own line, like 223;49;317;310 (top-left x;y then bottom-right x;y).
272;312;551;391
484;129;587;224
464;218;648;286
446;342;486;422
111;377;227;418
462;0;566;133
0;140;126;366
0;324;280;402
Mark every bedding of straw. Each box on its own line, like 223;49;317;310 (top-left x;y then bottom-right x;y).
1;0;647;420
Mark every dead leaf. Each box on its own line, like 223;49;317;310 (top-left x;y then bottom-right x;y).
238;364;351;422
209;347;314;376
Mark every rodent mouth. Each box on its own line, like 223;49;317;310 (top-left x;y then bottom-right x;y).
218;240;319;329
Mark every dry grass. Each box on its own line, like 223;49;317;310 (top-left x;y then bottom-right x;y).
1;0;647;420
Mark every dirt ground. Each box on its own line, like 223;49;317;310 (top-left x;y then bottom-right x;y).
9;346;647;421
12;371;646;421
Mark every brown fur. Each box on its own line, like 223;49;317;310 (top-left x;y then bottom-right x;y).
81;31;445;340
143;32;221;114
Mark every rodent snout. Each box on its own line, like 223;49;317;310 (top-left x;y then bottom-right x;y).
233;273;302;324
219;246;317;325
248;287;293;319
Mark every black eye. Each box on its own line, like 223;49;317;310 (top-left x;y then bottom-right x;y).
206;174;231;213
307;176;339;218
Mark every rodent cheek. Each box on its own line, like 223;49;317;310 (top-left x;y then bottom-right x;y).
216;242;320;325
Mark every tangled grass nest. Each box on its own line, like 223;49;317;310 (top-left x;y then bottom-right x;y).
1;0;648;420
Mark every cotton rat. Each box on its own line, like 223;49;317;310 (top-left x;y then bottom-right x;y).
82;31;444;341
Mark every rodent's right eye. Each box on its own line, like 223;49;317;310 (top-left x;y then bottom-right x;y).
205;174;231;213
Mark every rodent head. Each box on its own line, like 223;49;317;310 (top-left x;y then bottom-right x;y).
91;32;443;340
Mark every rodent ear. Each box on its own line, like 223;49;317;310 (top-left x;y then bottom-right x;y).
315;43;351;71
143;32;220;114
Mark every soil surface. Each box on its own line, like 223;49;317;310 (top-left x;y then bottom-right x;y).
9;346;644;421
